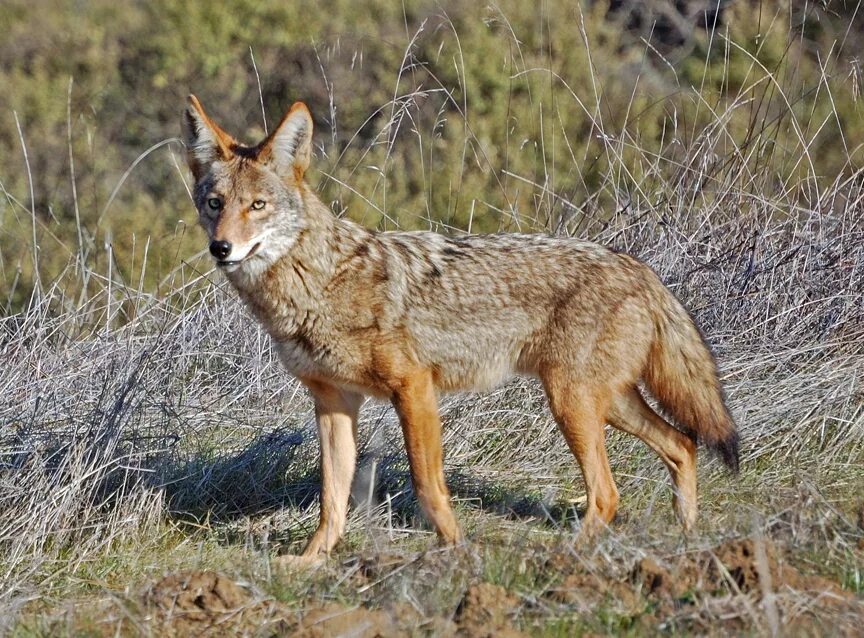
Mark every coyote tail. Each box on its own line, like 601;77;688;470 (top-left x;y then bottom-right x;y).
643;281;740;472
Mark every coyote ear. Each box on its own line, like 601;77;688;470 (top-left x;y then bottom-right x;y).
257;102;313;181
182;95;235;180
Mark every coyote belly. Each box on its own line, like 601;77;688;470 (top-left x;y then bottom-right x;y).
182;95;739;558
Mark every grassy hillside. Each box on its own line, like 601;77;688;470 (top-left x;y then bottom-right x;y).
1;1;862;635
1;0;862;310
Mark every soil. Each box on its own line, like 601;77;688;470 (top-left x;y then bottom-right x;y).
142;570;285;637
455;583;526;637
624;536;854;601
90;537;861;636
535;535;862;634
627;538;856;634
134;569;528;637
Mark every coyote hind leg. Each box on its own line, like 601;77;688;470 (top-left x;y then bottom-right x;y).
607;387;698;531
541;370;619;537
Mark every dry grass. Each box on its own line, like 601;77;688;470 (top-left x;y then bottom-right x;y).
1;4;863;635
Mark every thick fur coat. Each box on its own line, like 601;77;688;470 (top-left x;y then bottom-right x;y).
182;96;738;559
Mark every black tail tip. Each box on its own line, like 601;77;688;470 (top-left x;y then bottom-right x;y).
713;430;740;474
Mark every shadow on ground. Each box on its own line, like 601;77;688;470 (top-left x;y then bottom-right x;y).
157;426;584;539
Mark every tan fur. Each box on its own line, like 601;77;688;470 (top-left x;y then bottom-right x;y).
181;96;739;557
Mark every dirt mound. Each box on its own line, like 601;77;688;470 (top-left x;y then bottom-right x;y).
536;537;861;634
141;571;447;638
634;538;854;600
548;569;640;613
455;583;527;637
140;570;531;637
692;538;851;599
143;570;283;637
124;543;857;637
699;537;780;594
633;556;686;598
146;570;250;612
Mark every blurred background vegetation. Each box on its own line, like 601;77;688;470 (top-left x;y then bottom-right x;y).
1;0;861;312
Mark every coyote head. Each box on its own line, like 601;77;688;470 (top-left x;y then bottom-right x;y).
182;96;312;273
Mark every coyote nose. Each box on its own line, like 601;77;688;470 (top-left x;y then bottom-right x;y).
209;240;232;261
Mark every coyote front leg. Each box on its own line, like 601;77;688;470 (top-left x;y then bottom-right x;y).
300;380;363;558
391;369;462;544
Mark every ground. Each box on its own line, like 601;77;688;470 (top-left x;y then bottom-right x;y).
15;486;864;636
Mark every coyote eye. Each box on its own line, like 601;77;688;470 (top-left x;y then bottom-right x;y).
207;198;222;210
251;199;266;210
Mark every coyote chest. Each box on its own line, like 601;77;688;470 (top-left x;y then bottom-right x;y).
261;305;380;394
274;331;342;379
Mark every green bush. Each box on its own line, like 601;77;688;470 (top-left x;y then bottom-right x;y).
1;0;860;311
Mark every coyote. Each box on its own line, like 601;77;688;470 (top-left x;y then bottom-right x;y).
182;96;738;560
